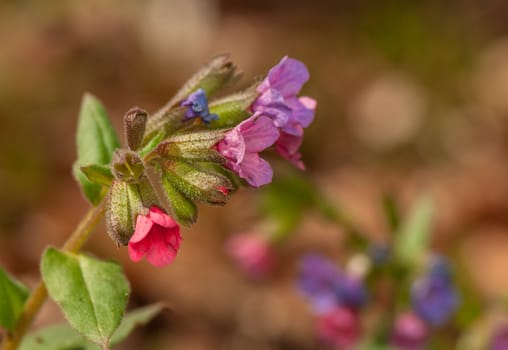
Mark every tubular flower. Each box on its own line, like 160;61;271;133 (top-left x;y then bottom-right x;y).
253;56;317;168
181;88;218;124
217;114;279;187
225;233;275;279
128;206;182;268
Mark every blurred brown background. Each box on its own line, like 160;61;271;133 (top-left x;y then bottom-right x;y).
2;0;508;349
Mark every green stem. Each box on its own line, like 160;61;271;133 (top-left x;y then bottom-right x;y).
1;201;106;350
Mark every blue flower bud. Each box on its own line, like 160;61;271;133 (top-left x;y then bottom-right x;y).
181;89;218;124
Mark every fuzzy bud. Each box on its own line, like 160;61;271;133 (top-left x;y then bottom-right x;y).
124;107;147;151
162;159;232;205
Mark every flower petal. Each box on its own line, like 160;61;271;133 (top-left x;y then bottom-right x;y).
237;153;273;187
257;56;310;98
148;206;178;228
129;214;154;244
276;132;305;170
239;115;279;153
145;226;182;268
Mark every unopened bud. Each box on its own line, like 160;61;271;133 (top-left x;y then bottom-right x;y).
124;107;147;151
208;87;258;128
162;159;233;205
111;149;144;183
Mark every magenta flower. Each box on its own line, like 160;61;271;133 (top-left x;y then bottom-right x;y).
217;114;279;187
391;312;428;350
225;233;275;279
128;206;182;268
316;306;361;350
253;56;316;168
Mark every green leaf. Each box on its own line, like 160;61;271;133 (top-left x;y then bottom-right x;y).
0;266;29;330
73;93;120;205
19;324;98;350
393;195;434;266
41;248;130;347
381;191;401;233
19;303;165;350
109;303;165;345
80;164;114;187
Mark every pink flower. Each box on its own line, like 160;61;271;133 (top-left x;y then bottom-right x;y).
391;312;428;350
217;114;279;187
253;57;317;168
316;307;361;350
128;206;182;268
225;233;275;279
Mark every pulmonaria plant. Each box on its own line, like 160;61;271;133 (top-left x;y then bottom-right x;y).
0;55;316;350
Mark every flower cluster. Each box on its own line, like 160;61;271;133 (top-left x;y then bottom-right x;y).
297;254;367;349
218;57;317;187
86;55;315;267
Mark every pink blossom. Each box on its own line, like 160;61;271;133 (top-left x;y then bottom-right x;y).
391;312;428;350
225;233;275;279
217;114;279;187
316;307;361;350
128;206;182;268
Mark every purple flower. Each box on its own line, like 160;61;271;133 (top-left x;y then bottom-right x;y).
490;323;508;350
411;258;459;326
298;254;344;314
181;88;218;124
391;312;428;350
216;114;279;187
253;57;317;168
316;306;361;350
297;254;367;314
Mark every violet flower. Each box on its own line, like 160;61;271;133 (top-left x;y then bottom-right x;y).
297;254;367;314
217;114;279;187
253;56;317;168
411;257;459;326
181;88;218;124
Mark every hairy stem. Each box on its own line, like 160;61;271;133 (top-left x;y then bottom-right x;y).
1;201;106;350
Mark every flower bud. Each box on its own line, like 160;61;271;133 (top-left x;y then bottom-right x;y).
162;159;233;205
170;54;240;106
111;149;144;183
124;107;147;151
208;88;258;128
161;174;197;226
106;180;144;246
149;129;226;163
